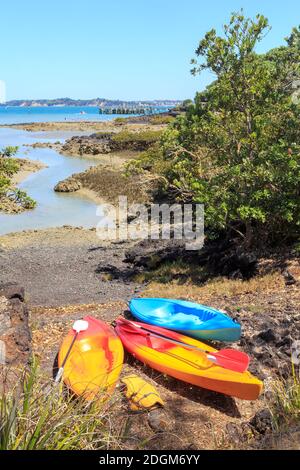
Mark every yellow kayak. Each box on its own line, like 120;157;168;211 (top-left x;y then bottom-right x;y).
115;318;263;400
58;316;124;400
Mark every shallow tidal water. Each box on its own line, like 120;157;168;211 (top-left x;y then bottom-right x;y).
0;127;105;235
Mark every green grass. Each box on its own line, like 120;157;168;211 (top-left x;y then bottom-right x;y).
0;358;126;450
114;117;127;125
149;115;175;125
271;365;300;429
134;259;209;284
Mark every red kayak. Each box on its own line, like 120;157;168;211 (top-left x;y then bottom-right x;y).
115;317;263;400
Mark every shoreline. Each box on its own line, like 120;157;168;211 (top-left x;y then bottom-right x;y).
12;158;47;185
75;187;106;206
0;121;118;132
0;117;161;224
0;119;165;133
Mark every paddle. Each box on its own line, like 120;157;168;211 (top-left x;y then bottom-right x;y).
54;319;89;383
118;317;249;373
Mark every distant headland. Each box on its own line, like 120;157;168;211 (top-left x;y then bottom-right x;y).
0;98;182;107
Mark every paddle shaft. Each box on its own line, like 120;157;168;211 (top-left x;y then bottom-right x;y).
54;332;78;383
119;320;218;359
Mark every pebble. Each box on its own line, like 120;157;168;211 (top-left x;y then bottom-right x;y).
148;409;172;432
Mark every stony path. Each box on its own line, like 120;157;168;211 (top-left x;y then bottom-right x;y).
0;227;141;306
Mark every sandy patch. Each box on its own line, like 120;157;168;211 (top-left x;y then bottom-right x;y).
11;158;47;185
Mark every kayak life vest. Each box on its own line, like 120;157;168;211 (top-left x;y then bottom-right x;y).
120;374;164;411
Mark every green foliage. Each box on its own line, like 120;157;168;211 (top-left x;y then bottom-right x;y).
0;358;124;450
0;146;19;198
1;146;19;158
131;12;300;246
176;99;194;112
0;146;36;210
7;189;36;209
111;129;163;144
149;115;175;125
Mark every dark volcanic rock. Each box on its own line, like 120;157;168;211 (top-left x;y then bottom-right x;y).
61;135;112;156
216;250;257;279
249;409;273;434
0;283;25;302
61;131;157;156
282;269;297;286
257;328;278;343
0;282;31;366
125;239;188;269
124;238;257;281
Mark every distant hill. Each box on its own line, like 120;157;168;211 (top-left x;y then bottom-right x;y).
0;98;182;107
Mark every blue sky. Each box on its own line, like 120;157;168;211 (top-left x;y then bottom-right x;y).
1;0;299;101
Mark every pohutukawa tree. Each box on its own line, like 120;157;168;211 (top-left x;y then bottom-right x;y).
129;11;300;246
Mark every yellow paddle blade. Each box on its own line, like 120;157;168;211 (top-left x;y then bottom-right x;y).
121;375;164;411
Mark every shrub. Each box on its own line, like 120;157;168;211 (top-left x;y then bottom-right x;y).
114;117;127;125
0;146;36;211
149;115;175;125
111;129;162;144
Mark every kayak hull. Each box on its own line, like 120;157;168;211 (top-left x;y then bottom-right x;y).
115;318;262;401
58;316;124;400
129;298;241;342
177;328;241;342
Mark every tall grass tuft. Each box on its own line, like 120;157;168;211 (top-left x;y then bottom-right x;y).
271;364;300;429
0;357;125;450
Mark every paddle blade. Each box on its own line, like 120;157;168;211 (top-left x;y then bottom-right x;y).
208;349;250;373
72;320;89;333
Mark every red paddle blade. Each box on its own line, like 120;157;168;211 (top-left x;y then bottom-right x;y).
209;349;250;373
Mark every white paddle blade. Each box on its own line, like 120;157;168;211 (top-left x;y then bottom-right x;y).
72;319;89;333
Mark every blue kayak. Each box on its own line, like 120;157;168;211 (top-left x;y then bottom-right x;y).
129;298;241;342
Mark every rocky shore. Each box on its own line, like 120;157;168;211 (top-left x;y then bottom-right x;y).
53;123;163;203
60;129;162;156
1;119;166;133
24;141;62;151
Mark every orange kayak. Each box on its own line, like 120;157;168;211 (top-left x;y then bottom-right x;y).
115;318;263;400
58;316;124;400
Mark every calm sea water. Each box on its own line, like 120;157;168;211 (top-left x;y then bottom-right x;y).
0;106;123;124
0;107;121;234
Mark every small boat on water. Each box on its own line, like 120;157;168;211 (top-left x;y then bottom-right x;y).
115;318;262;400
57;316;124;400
129;298;241;342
